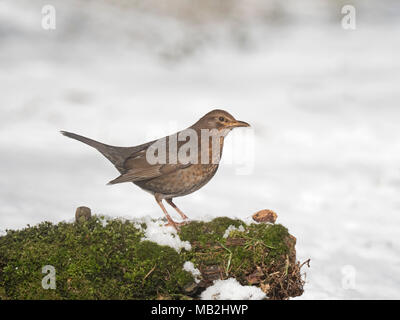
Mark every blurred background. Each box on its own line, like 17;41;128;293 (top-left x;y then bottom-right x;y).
1;0;400;299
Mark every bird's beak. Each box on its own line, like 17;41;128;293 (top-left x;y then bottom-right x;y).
229;120;250;128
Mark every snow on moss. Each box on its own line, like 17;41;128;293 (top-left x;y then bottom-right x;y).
183;261;201;283
139;216;191;252
223;224;245;238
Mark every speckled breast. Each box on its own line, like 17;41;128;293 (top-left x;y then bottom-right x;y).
134;164;219;198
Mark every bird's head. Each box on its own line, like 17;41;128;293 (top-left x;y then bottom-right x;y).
194;109;250;131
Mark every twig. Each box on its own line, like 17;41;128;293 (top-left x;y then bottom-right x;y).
142;264;156;284
299;259;311;269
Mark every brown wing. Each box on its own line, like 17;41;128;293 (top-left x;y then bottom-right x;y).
107;146;192;185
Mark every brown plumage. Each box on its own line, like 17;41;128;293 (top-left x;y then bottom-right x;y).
61;109;250;228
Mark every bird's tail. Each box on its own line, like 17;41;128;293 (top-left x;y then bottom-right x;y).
60;130;130;171
61;131;105;151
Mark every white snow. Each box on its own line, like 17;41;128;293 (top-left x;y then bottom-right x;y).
183;261;201;283
223;224;245;238
201;278;266;300
1;0;400;299
139;216;191;252
99;216;109;228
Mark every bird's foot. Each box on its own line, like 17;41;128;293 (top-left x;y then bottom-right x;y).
164;220;189;229
180;214;189;220
164;199;189;220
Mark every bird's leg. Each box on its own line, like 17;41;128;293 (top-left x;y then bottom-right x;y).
154;195;181;229
166;199;189;220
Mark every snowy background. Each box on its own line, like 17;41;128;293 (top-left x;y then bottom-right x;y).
1;0;400;299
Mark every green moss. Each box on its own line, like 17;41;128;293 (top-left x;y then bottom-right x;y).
179;217;242;245
180;219;291;282
0;216;300;300
0;216;193;300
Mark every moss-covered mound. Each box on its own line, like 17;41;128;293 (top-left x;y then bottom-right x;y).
0;216;306;300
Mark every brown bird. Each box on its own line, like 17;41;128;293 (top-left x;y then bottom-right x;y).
61;109;250;228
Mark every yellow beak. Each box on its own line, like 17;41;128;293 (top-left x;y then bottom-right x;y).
229;120;250;128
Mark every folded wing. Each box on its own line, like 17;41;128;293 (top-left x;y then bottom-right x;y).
107;148;191;184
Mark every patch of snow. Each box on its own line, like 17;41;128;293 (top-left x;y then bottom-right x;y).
201;278;266;300
98;216;108;227
183;261;201;283
223;224;245;238
139;216;191;252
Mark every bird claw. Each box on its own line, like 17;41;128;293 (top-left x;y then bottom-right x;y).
164;220;189;229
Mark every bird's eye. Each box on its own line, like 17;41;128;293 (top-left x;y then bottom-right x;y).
219;116;225;122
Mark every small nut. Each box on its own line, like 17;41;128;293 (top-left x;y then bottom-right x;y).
75;206;91;223
252;209;277;223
